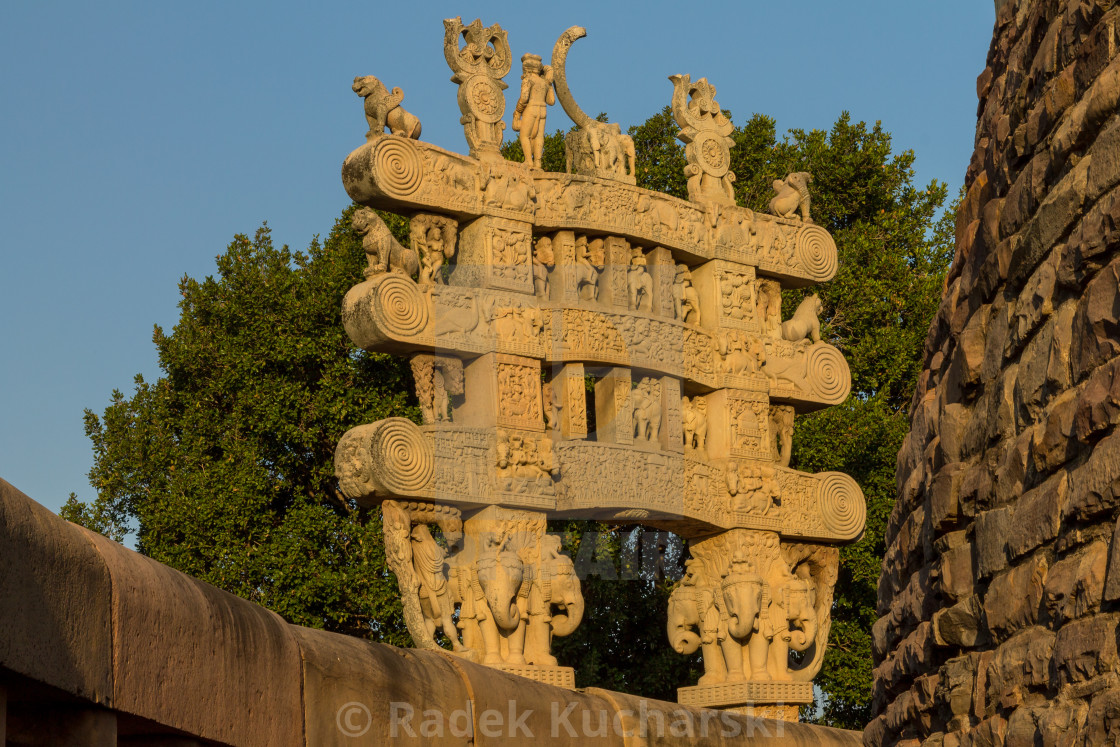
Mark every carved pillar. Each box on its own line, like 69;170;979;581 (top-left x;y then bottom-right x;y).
661;376;684;453
647;246;676;318
594;367;633;445
599;236;631;310
548;230;582;305
552;363;587;439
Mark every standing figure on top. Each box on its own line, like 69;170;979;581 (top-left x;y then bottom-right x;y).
513;53;555;169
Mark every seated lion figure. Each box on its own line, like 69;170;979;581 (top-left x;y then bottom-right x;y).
353;75;422;140
781;293;822;344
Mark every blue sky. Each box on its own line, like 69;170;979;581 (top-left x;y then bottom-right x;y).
0;1;994;515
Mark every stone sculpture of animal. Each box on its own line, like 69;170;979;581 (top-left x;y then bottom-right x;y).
352;208;419;278
768;172;813;222
353;75;422;140
781;294;822;344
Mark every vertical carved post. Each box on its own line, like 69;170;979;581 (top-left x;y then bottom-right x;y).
600;236;631;309
661;377;684;453
594;367;632;445
553;363;588;439
647;246;676;318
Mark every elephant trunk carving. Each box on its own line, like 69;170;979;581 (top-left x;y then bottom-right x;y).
723;577;763;641
667;586;703;654
477;551;524;632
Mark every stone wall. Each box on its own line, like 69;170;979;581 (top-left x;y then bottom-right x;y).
867;1;1120;745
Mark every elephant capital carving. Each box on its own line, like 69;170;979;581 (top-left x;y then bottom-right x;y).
524;535;584;666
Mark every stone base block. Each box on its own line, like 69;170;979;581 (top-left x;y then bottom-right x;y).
678;679;812;718
495;664;575;689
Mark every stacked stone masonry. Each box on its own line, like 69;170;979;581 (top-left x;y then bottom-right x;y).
867;1;1120;745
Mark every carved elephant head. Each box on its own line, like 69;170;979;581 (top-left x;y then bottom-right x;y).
667;584;704;655
475;549;524;632
544;555;584;637
722;562;764;641
783;579;818;652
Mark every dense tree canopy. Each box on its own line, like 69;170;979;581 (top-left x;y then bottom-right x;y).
66;107;952;729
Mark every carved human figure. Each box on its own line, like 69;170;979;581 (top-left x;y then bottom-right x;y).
352;75;422;140
533;236;554;296
769;172;813;222
781;293;822;344
574;235;601;301
682;396;708;451
632;377;662;443
513;54;555;169
413;216;457;285
410;524;463;651
674;265;701;324
628;248;654;312
352;208;419;278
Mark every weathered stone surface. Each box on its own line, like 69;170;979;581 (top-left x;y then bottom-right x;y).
985;628;1055;711
1032;388;1078;472
1073;355;1120;442
1043;539;1107;625
1071;255;1120;383
975;506;1012;578
930;463;968;531
0;478;112;704
1052;612;1120;687
1105;515;1120;602
1066;427;1120;520
933;595;986;649
939;542;975;602
87;531;303;747
1006;471;1067;558
1083;687;1120;746
983;554;1048;639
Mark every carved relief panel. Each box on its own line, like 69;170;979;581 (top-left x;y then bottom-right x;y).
453;216;534;294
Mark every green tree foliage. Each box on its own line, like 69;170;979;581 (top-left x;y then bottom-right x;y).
68;107;950;728
64;212;416;642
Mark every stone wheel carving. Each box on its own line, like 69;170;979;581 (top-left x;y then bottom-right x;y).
794;224;837;282
374;136;425;196
817;472;865;540
806;344;850;405
372;273;429;337
692;131;730;177
367;417;434;495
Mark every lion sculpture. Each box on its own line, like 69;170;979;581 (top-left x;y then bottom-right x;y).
769;172;813;223
781;293;822;344
352;75;422;140
352;208;419;278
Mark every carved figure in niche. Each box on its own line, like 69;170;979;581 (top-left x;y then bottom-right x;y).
756;279;783;338
411;524;463;650
633;377;662;444
532;237;554;296
352;75;422;140
524;534;585;666
682;396;708;452
413;215;457;285
352;208;419;278
410;355;465;425
769;405;795;468
674;265;701;325
669;74;736;206
542;381;557;430
728;464;780;515
513;53;555;169
781;293;822;344
495;430;555;494
668;559;727;684
574;235;602;301
444;18;512;161
769;172;813;223
628;248;654;312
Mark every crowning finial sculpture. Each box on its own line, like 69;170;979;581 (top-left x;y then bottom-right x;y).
337;18;864;718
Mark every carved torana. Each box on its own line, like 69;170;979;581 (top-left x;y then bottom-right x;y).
336;19;865;715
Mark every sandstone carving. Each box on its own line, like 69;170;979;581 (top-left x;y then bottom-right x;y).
669;74;736;206
353;75;422;140
769;172;812;222
337;21;861;714
352;208;418;278
512;53;555;169
552;26;636;184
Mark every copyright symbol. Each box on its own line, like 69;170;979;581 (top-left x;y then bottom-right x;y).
336;701;371;737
